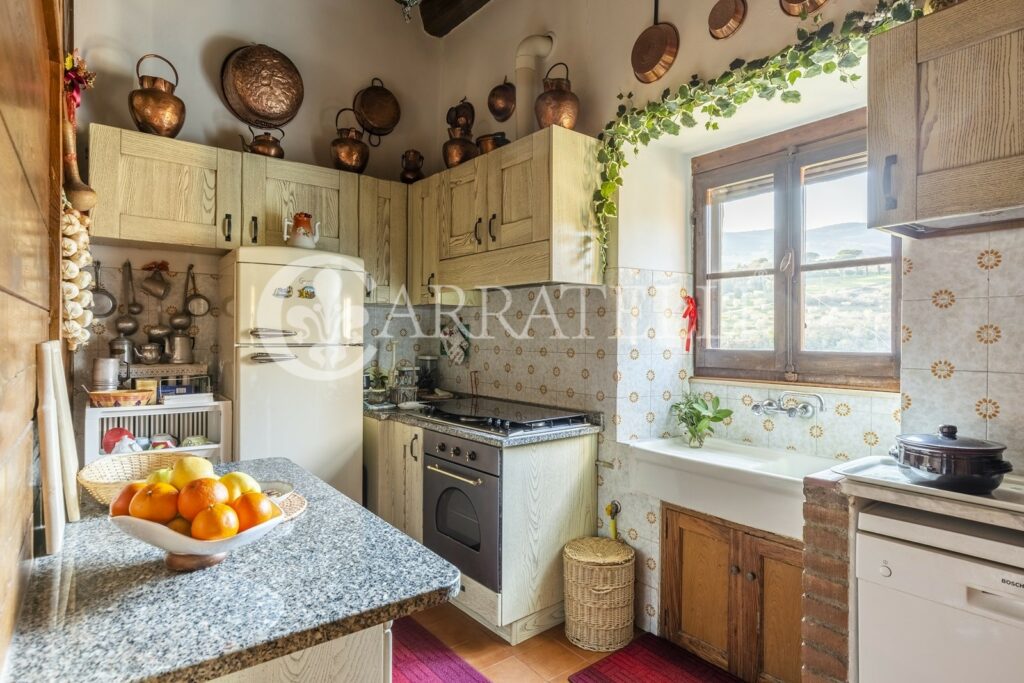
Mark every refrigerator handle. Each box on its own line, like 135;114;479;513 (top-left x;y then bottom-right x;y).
250;328;298;339
250;352;298;364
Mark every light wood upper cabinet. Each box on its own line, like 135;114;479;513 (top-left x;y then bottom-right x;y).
437;126;601;288
89;124;240;249
868;0;1024;235
409;175;440;305
241;154;358;253
662;506;803;683
359;176;408;304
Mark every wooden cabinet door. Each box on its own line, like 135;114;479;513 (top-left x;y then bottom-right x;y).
408;176;440;305
439;157;487;260
662;508;739;673
89;124;240;248
402;427;423;542
241;154;358;253
738;535;804;683
486;132;549;251
359;176;408;303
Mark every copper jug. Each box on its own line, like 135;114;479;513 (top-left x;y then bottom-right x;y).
399;149;424;184
443;127;479;169
331;108;370;174
487;77;516;122
535;62;579;130
240;126;285;158
128;54;186;138
446;97;476;130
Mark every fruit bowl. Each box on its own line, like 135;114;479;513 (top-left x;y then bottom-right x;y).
110;510;285;570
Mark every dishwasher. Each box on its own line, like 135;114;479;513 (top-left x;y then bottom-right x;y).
856;503;1024;682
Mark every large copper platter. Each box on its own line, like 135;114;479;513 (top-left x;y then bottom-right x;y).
221;44;304;128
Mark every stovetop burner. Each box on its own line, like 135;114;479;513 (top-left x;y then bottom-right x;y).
419;397;590;436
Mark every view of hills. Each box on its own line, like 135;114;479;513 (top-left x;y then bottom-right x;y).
721;221;889;270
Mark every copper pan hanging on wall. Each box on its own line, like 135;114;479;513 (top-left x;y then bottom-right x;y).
221;44;304;128
352;77;401;147
779;0;829;17
631;0;679;84
708;0;747;40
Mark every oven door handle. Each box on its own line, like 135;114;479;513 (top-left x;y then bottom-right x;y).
427;464;483;487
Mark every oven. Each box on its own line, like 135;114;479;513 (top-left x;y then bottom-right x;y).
422;431;502;592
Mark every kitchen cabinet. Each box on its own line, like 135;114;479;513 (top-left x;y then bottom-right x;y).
359;176;408;304
241;153;359;253
362;418;421;541
662;506;803;683
868;0;1024;236
408;175;440;305
436;126;602;288
89;124;240;249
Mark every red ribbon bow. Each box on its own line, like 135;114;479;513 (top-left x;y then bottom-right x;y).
682;295;698;352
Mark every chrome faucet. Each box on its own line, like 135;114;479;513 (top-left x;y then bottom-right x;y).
751;391;824;419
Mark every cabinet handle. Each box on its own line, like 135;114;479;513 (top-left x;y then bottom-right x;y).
745;571;757;582
250;216;259;243
473;217;482;245
427;272;435;298
729;565;740;575
223;213;232;242
409;433;419;461
487;213;497;242
882;154;898;210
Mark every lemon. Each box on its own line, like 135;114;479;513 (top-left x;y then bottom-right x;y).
146;467;173;485
219;471;261;502
170;455;215;490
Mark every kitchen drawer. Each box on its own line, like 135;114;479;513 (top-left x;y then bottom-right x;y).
453;573;501;626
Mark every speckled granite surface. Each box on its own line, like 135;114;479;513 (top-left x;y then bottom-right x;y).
365;408;602;448
7;458;459;683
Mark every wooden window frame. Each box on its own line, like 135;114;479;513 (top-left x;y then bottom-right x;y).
693;111;900;391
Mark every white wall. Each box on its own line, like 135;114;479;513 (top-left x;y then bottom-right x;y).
75;0;443;177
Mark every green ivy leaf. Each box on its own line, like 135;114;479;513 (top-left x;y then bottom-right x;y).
838;52;860;69
788;69;801;85
823;61;838;74
602;200;617;217
679;111;697;128
849;73;862;81
600;181;616;199
797;27;809;41
892;1;913;22
781;90;802;104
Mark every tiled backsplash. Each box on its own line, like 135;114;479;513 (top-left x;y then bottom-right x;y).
901;227;1024;470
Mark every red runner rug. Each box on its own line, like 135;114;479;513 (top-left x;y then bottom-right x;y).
569;633;743;683
392;617;489;683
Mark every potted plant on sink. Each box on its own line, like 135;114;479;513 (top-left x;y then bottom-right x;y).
671;393;733;448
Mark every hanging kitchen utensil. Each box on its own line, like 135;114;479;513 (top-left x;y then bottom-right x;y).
124;261;143;315
535;63;580;130
221;44;304;128
443;127;479;169
330;108;370;173
709;0;747;40
140;261;171;299
352;77;401;147
169;265;194;330
148;312;172;345
446;97;476;130
487;77;516;122
399;149;425;184
128;54;186;138
779;0;829;17
185;267;211;317
240;126;285;158
632;0;679;83
114;263;139;336
90;262;117;319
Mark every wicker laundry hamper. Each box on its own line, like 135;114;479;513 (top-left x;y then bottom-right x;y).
563;536;635;651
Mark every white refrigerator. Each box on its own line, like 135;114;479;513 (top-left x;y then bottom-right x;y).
219;247;365;502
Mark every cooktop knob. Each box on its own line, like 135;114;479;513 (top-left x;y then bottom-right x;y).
436;442;447;453
451;446;462;457
467;451;477;461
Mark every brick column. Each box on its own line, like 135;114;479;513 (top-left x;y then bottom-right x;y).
801;471;852;683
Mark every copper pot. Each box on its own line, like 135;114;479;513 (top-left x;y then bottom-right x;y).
476;132;508;154
443;127;479;169
446;97;476;130
221;44;304;128
331;108;370;174
240;126;285;158
487;77;516;122
353;77;400;147
128;54;186;138
400;149;425;184
535;62;579;130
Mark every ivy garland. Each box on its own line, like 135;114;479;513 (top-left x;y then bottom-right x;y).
592;0;921;268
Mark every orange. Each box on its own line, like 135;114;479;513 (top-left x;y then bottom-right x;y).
109;481;146;517
191;503;239;540
177;478;229;522
167;517;191;536
128;483;179;523
230;492;276;532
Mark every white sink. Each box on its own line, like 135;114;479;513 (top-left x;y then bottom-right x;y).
631;437;831;539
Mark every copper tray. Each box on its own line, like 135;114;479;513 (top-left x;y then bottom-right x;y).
779;0;828;17
709;0;747;40
221;44;304;128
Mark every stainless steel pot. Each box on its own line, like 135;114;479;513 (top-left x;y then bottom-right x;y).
890;424;1011;494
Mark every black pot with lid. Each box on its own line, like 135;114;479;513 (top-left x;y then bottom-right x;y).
890;424;1011;494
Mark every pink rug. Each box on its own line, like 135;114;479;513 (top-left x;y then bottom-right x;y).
392;617;489;683
569;633;742;683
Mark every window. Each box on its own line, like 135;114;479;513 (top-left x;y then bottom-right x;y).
694;123;899;389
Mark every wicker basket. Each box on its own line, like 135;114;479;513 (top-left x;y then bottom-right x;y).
563;537;635;652
77;451;188;504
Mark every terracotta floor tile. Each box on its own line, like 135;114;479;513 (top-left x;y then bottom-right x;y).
411;602;461;627
419;606;482;649
481;656;548;683
516;638;588;680
452;629;516;671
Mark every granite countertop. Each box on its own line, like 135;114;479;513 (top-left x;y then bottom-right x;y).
7;458;460;682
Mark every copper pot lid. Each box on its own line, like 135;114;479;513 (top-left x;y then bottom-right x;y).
709;0;747;40
221;44;304;128
779;0;829;17
631;0;678;84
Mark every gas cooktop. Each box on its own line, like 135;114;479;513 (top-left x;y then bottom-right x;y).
418;397;591;437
